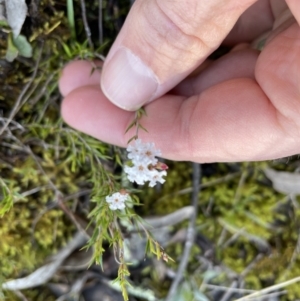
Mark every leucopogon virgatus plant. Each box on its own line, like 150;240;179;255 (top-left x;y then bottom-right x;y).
85;108;172;301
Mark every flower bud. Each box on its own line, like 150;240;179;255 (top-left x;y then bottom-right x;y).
155;162;168;170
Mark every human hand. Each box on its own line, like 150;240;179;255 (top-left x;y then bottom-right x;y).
59;0;300;163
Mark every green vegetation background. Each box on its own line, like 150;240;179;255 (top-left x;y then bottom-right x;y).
1;0;300;300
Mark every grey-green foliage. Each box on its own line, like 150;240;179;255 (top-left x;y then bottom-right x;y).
0;0;32;62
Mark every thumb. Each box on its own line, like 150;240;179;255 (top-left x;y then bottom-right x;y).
100;0;257;111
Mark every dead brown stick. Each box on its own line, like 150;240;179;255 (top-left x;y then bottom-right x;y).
80;0;93;49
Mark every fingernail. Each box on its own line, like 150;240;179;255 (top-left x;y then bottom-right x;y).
101;47;158;111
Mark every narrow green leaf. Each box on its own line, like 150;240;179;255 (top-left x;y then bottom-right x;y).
138;123;148;133
127;135;137;144
5;33;18;62
61;41;72;58
125;120;137;134
66;0;76;39
13;35;32;58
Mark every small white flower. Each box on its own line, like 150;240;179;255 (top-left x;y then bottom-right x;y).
127;139;143;160
127;139;161;165
106;192;128;210
148;169;167;187
141;144;161;165
125;139;167;187
124;164;149;185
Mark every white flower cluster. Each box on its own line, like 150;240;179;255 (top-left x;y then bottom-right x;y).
105;140;167;211
106;192;128;210
124;139;167;187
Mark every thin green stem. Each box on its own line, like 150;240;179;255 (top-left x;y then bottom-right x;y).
66;0;76;39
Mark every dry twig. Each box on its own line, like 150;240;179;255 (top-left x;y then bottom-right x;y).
79;0;93;49
0;44;43;135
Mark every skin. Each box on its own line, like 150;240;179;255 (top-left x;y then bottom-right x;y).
59;0;300;163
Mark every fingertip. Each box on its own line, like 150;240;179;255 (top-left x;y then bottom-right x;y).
59;60;103;97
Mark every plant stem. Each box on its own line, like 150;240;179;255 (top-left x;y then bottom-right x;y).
66;0;76;39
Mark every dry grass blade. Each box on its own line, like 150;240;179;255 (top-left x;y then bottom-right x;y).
234;276;300;301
